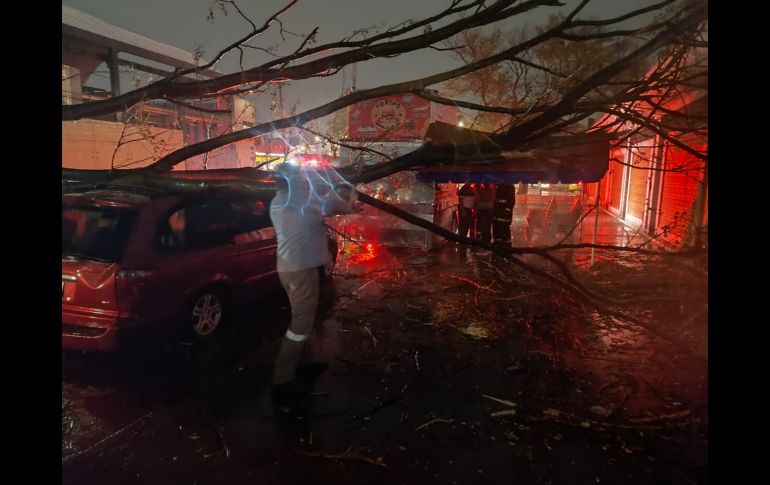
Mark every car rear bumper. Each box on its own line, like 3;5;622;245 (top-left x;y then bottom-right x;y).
62;307;141;352
62;325;122;352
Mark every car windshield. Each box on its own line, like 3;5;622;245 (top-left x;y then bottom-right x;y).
62;205;137;262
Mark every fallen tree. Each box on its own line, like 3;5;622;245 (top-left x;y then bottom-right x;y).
61;0;708;359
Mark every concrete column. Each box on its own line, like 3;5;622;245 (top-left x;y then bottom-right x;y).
107;49;120;97
107;49;122;121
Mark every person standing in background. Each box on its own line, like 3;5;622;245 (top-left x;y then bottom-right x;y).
474;183;496;244
457;182;476;238
492;183;516;245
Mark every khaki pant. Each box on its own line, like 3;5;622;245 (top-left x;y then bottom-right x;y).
272;267;320;385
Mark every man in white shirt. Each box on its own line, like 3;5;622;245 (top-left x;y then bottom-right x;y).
269;163;355;408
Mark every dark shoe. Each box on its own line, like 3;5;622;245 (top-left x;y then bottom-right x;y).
296;362;330;384
272;381;314;427
273;400;312;435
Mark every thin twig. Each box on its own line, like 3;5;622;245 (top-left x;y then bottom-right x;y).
363;325;378;347
294;449;387;467
487;292;535;302
218;427;231;458
444;274;500;293
324;223;366;250
482;394;517;408
491;409;518;417
414;418;455;431
628;409;691;424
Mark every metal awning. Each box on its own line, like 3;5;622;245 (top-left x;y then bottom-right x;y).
62;5;220;77
415;122;610;184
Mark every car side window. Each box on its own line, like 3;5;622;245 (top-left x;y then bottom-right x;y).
185;200;239;250
156;198;277;252
229;198;276;244
157;209;187;252
157;200;239;252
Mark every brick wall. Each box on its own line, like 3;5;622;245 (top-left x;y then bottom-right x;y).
62;119;184;170
63;119;251;171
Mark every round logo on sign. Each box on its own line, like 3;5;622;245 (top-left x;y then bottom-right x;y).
371;99;406;131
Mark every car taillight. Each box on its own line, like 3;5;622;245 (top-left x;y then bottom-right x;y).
116;269;156;312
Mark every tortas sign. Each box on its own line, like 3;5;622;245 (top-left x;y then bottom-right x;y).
348;94;431;140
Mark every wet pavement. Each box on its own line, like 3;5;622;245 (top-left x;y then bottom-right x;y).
62;214;708;484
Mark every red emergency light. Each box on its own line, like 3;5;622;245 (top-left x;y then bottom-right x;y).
294;153;333;167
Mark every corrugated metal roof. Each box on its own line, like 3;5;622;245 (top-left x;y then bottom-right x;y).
62;5;218;75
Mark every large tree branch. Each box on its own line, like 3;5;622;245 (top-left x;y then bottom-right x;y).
160;97;231;114
603;107;707;161
144;0;694;173
414;89;638;117
62;0;562;120
65;0;684;122
258;0;482;65
569;0;676;27
495;4;707;145
143;13;608;173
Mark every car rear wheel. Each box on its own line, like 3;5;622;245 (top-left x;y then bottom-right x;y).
189;289;227;339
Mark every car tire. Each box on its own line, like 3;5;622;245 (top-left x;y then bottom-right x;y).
186;288;228;340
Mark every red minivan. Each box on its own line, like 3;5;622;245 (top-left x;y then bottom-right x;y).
62;188;337;352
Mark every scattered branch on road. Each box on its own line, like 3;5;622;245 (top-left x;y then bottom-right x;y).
294;448;387;467
483;395;518;408
414;418;455;431
444;274;501;293
363;325;378;347
628;409;691;424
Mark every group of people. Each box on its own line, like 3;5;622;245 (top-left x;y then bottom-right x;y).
457;182;516;246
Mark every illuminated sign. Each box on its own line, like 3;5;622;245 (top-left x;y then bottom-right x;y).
371;99;406;131
255;154;285;163
348;94;431;140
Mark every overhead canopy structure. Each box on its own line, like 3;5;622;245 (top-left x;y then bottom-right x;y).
62;5;219;98
415;122;611;184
